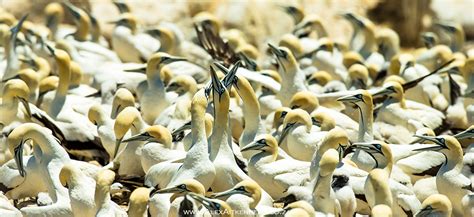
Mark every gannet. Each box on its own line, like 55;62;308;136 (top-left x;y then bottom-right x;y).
94;169;127;217
268;44;307;106
278;108;325;161
59;163;96;217
112;106;147;176
312;149;341;215
416;194;452;217
139;52;186;124
44;2;73;40
1;15;27;86
150;179;205;217
154;75;197;132
121;125;185;172
241;134;309;199
211;179;282;215
110;13;160;63
373;81;445;132
436;22;465;53
414;135;473;216
128;187;151;217
7;123;73;216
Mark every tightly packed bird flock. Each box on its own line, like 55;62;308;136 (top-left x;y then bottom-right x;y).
0;1;473;217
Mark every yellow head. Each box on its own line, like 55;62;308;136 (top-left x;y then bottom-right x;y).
318;149;339;177
166;75;197;95
279;34;303;57
111;88;135;119
39;76;59;94
3;79;30;103
122;125;172;147
348;64;369;88
212;179;262;209
193;12;220;33
308;71;332;86
96;169;116;187
283;109;312;132
417;194;452;217
88;104;105;126
241;134;278;160
290;91;319;113
311;111;336;131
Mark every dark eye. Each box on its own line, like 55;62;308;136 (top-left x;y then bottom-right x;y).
257;139;266;144
236;186;245;191
281;111;288;117
439;138;445;144
179;184;186;189
356;94;362;99
143;132;150;136
215;203;221;209
375;144;381;149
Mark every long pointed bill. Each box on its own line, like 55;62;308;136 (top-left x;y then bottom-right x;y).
64;2;82;20
162;56;187;64
337;94;360;103
268;43;285;58
337;145;345;162
278;124;294;145
241;142;266;152
18;97;31;118
372;87;394;97
113;139;122;158
210;67;225;96
152;186;182;195
14;140;26;177
188;193;215;210
412;135;445;151
121;133;151;143
172;121;192;136
454;128;473;140
210;189;239;199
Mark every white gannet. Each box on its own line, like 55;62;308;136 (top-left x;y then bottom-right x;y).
121;125;185;172
268;44;307;106
112;106;147;176
59;163;96;217
414;135;473;216
211;179;282;215
94;169;127;217
0;191;20;217
415;194;452;217
373;81;445;132
278;108;324;161
241;134;309;199
139;52;186;124
312;149;341;216
365;168;393;211
7;123;73;217
154;75;197;132
110;13;160;63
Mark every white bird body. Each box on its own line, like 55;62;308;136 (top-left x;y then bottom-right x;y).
60;164;96;217
112;25;160;63
0;192;20;217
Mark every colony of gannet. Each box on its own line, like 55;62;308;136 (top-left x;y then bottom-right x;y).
0;1;473;217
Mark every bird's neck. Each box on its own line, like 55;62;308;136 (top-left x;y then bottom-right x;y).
237;80;265;146
360;27;377;58
209;93;233;161
146;66;165;90
95;184;111;208
250;151;277;165
441;149;464;173
357;103;373;142
74;18;90;41
313;174;333;198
